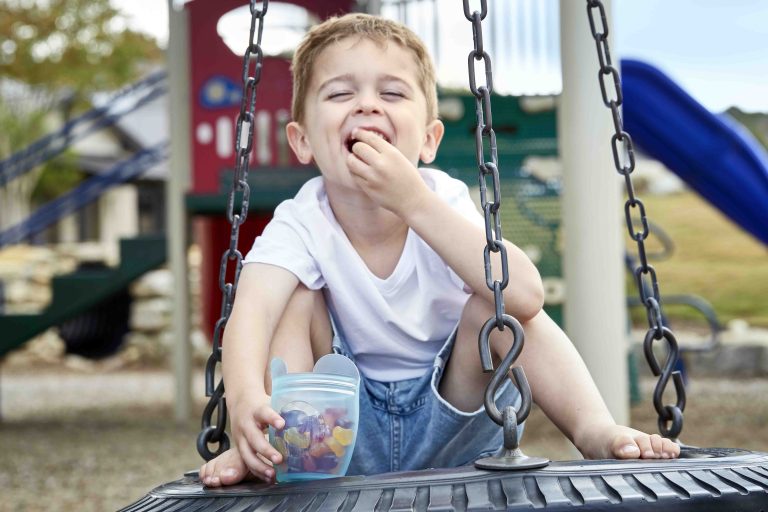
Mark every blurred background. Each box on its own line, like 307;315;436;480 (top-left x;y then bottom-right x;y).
0;1;766;511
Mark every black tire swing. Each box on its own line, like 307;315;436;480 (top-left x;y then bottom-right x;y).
122;1;768;510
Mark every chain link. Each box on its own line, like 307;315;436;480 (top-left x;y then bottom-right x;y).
197;0;268;462
585;0;685;440
464;0;533;435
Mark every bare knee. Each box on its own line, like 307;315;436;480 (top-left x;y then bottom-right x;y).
459;294;522;363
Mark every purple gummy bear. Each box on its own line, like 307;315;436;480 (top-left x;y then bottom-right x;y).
313;454;338;471
336;418;354;429
286;455;304;473
286;442;305;458
281;409;307;429
299;415;330;444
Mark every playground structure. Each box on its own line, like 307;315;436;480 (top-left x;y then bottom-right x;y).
1;0;767;510
3;5;759;372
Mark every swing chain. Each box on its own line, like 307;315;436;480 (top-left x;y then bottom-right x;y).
197;0;269;462
464;0;532;434
585;0;685;440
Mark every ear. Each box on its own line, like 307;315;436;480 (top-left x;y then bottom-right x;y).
419;119;444;164
286;121;313;164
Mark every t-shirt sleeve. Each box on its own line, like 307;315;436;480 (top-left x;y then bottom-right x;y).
242;201;325;290
429;169;484;227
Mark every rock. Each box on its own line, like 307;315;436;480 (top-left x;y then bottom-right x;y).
130;297;172;331
6;280;51;306
130;269;174;298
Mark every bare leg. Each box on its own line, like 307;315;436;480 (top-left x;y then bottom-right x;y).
440;293;535;412
200;285;333;487
514;310;678;459
439;294;502;412
440;297;679;460
263;284;333;395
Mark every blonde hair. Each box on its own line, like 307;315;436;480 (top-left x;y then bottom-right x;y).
291;13;438;124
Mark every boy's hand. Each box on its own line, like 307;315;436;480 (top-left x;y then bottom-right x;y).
230;394;285;481
346;128;431;216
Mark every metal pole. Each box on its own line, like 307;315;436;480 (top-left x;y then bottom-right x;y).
557;0;628;424
167;0;192;423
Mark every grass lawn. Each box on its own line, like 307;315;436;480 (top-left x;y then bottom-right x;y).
499;184;767;328
635;191;768;327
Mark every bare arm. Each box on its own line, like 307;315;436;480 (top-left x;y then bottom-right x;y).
402;187;544;321
222;262;299;401
347;128;544;321
221;262;299;478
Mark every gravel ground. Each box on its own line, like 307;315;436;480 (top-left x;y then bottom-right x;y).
0;364;766;512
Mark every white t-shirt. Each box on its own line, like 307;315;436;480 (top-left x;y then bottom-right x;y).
243;168;483;381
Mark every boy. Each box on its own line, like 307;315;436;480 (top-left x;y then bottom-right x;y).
200;13;679;487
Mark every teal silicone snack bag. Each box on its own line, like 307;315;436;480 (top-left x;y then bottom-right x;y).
268;354;360;482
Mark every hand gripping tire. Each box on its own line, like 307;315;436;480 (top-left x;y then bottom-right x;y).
120;447;768;511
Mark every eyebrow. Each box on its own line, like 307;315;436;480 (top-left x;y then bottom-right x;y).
317;74;415;93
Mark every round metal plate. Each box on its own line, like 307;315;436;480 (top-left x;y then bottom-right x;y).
474;454;550;470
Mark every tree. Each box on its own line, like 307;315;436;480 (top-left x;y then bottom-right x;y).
0;0;163;97
0;0;163;236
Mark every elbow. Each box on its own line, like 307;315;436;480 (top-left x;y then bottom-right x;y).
505;277;545;323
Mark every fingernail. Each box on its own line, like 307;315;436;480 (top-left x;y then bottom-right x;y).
265;469;274;478
272;454;280;463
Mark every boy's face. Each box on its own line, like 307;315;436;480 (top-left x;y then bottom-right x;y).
286;37;443;191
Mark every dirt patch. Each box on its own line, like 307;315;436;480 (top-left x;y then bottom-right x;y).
0;366;766;512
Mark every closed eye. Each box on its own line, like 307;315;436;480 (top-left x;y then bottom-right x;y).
327;91;352;100
381;91;405;99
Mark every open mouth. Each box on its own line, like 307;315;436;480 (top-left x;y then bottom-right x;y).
345;129;391;152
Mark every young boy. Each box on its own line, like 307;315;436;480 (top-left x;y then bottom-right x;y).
199;13;679;487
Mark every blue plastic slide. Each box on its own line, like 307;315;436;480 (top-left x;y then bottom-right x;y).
622;58;768;246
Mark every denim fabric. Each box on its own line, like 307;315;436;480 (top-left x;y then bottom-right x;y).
331;322;524;476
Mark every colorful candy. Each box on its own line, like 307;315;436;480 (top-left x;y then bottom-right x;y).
332;426;354;446
272;403;356;475
284;427;309;449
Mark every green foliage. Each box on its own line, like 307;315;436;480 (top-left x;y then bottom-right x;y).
726;107;768;149
31;150;84;203
0;0;163;102
0;95;49;157
0;0;163;211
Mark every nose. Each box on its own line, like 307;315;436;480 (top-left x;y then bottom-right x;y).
354;89;382;115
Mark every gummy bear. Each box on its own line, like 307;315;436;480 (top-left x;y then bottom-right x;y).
309;441;331;457
332;426;354;446
336;417;354;429
284;427;310;449
302;454;317;472
299;415;330;444
313;454;338;471
324;436;345;457
281;400;317;429
286;455;304;473
273;437;288;458
322;407;347;428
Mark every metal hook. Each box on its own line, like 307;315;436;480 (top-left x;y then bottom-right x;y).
643;326;686;439
475;314;548;470
478;314;530;426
